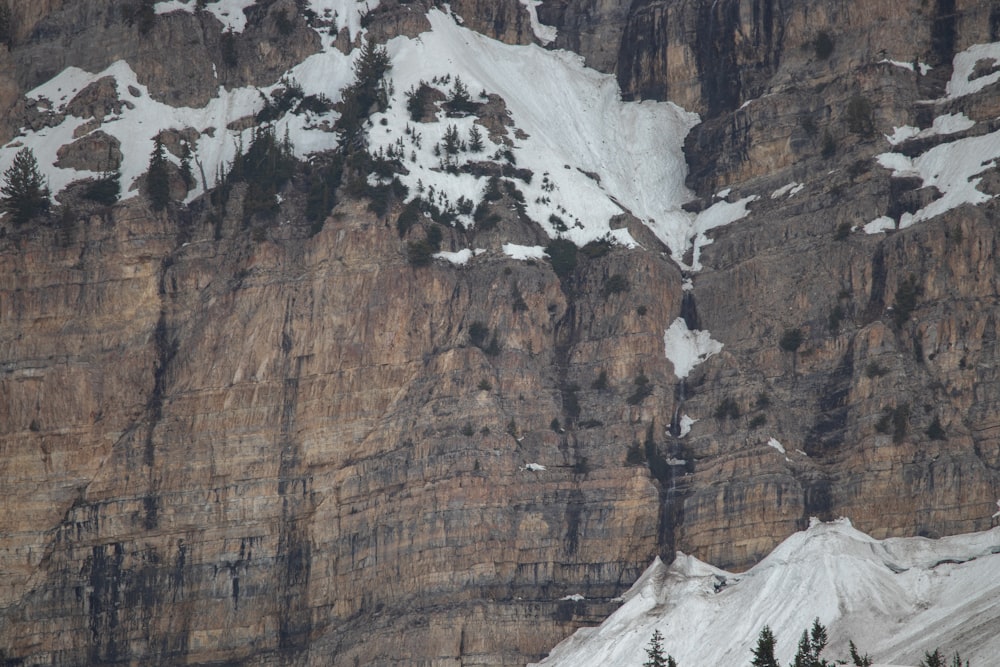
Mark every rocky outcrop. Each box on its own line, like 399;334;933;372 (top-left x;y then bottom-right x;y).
0;0;320;143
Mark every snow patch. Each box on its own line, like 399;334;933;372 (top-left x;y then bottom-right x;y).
373;11;702;253
870;128;1000;230
307;0;380;43
766;438;786;454
560;594;585;601
434;248;479;265
2;35;356;202
878;58;931;75
504;243;547;261
946;42;1000;99
518;0;557;45
770;182;803;199
154;0;260;33
885;112;975;145
663;318;724;379
864;216;896;235
687;196;756;271
678;414;695;438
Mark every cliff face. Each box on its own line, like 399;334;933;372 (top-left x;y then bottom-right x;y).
1;1;999;666
0;188;673;666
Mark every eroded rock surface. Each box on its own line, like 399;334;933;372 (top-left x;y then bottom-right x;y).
1;1;1000;666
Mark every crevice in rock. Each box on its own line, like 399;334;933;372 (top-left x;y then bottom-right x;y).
274;296;315;652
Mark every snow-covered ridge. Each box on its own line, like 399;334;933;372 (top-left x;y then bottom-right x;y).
533;519;1000;667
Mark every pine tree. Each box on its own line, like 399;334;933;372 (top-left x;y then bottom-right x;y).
751;626;780;667
949;652;969;667
1;147;50;225
446;75;476;114
848;640;872;666
790;619;831;667
919;649;945;667
179;140;194;189
147;135;171;211
643;629;677;667
468;125;484;152
443;124;461;156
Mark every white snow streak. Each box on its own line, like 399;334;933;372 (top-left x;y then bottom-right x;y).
518;0;557;45
663;318;723;379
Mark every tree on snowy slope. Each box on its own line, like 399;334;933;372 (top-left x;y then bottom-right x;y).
919;649;969;667
751;626;779;667
147;135;171;211
1;148;50;225
790;619;833;667
336;38;390;145
848;640;872;667
643;629;677;667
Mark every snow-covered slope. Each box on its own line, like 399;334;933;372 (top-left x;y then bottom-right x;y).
0;5;756;270
533;519;1000;667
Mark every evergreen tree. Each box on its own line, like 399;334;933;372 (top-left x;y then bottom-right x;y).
83;170;120;206
643;629;677;667
1;147;50;225
919;649;945;667
848;641;872;667
949;652;969;667
335;38;390;145
147;135;171;211
751;626;780;667
352;37;390;110
446;75;476;114
790;619;831;667
179;140;194;189
468;125;484;152
919;649;967;667
443;124;461;156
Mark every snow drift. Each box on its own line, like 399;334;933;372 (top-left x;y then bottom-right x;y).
533;519;1000;667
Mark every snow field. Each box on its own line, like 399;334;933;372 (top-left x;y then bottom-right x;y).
533;519;1000;667
372;10;715;256
2;5;760;278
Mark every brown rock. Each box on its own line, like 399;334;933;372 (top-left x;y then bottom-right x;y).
55;130;122;172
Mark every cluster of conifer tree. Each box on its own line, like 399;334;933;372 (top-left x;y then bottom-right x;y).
642;620;969;667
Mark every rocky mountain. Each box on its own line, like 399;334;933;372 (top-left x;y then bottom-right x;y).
0;0;998;665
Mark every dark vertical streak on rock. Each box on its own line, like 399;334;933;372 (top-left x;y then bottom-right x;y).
274;296;314;653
